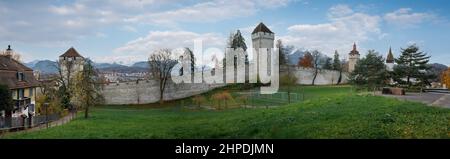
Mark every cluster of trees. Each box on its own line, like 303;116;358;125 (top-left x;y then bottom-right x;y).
38;59;104;119
350;44;434;91
295;49;346;85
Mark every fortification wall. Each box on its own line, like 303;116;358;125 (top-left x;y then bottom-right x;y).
102;80;224;105
281;66;349;85
102;66;348;105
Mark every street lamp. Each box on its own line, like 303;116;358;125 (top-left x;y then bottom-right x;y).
43;103;49;128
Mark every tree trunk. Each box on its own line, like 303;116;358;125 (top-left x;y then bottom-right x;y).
312;70;318;86
407;76;410;87
84;105;89;119
337;70;342;85
159;89;164;104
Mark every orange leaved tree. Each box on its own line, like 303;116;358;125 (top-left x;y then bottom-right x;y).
441;68;450;89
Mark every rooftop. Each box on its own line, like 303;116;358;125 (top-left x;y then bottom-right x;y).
252;22;273;34
60;47;84;58
0;55;40;89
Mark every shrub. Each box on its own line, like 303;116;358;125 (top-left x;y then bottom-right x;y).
211;91;233;110
192;95;206;109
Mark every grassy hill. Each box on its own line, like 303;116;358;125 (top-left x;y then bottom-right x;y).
3;86;449;139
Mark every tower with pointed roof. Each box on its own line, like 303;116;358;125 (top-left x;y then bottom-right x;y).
251;22;275;77
386;47;395;72
59;47;85;80
251;22;274;50
348;43;360;72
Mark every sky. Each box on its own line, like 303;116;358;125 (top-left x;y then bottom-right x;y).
0;0;449;66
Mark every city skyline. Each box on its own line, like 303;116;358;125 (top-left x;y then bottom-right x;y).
0;0;449;65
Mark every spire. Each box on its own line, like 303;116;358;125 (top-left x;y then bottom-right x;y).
386;47;394;63
349;42;359;56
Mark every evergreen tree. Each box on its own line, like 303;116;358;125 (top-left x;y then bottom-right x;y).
393;45;432;88
276;39;288;66
332;50;341;71
0;85;13;114
332;51;343;84
322;57;333;70
0;85;13;127
350;50;389;91
231;30;247;51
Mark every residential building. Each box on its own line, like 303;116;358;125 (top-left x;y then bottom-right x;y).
0;45;40;117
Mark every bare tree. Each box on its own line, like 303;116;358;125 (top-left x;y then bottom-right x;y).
148;49;176;104
311;50;322;86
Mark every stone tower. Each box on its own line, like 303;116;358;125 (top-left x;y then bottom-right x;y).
251;22;274;75
386;47;395;72
59;47;85;80
252;22;274;50
348;43;360;72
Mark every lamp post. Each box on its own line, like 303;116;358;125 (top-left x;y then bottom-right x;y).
44;103;49;129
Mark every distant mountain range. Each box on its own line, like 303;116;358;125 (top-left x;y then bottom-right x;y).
286;49;306;65
25;60;58;74
25;60;150;74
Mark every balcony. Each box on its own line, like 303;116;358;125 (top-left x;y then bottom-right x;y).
13;97;31;110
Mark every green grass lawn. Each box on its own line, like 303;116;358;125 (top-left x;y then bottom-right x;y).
3;85;449;139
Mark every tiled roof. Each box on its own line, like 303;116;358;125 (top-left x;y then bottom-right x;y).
60;47;83;58
0;56;40;89
252;22;273;34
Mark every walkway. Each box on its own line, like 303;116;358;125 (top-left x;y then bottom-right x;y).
381;92;450;108
0;113;76;137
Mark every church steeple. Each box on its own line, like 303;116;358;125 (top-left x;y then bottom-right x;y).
349;42;360;56
348;42;360;72
386;47;394;63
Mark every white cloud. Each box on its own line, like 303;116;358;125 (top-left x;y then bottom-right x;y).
281;4;382;57
121;25;138;33
327;4;354;19
0;0;293;45
384;8;437;27
125;0;257;25
109;30;225;65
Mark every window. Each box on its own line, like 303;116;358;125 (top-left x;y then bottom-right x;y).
29;88;33;97
17;72;24;81
17;89;24;99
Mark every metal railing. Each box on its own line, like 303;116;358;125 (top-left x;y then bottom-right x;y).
0;114;61;130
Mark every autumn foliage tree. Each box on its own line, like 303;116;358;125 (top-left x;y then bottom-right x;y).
298;52;313;68
211;91;233;110
192;95;206;109
442;68;450;89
